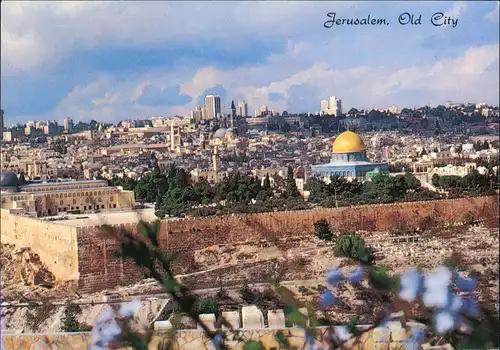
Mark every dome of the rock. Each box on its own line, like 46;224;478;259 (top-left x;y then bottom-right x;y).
331;131;366;154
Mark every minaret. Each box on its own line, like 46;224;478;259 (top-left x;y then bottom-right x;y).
212;146;221;172
170;122;180;151
170;122;175;151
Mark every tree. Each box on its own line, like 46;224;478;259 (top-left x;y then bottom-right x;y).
431;173;440;187
334;233;373;264
60;304;92;332
284;166;300;198
263;174;271;190
347;108;359;115
314;219;333;241
404;172;421;192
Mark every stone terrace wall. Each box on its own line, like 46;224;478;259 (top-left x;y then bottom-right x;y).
0;209;79;281
75;196;498;293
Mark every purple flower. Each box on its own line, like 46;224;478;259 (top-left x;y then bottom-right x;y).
327;269;344;287
402;339;419;350
461;295;480;318
422;266;452;308
319;290;336;308
347;266;363;286
455;274;477;292
410;326;425;342
399;269;422;302
433;311;455;334
95;309;114;324
99;319;122;343
446;292;463;313
211;334;224;349
118;297;141;319
403;325;426;350
305;335;319;350
335;326;352;341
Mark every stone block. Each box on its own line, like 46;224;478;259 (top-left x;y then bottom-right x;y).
386;320;403;330
198;314;216;330
153;320;173;331
221;311;240;329
390;329;407;341
373;327;391;342
241;305;264;329
267;310;286;328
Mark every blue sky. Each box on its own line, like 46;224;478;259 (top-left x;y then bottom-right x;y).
1;1;498;125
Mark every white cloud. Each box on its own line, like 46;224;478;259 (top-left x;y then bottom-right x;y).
21;43;497;124
1;1;353;74
486;2;499;21
446;1;467;18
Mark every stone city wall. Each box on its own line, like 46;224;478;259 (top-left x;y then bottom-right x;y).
75;196;498;293
76;223;145;292
0;209;79;281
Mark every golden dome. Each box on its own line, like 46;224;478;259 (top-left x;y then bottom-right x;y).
331;131;366;153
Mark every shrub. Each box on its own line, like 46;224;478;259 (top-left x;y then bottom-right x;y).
418;216;437;231
61;304;92;332
314;219;333;241
196;298;219;315
443;251;466;271
461;212;475;226
334;233;373;264
239;282;256;304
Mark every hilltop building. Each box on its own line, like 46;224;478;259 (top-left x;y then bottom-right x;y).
311;131;388;182
1;172;135;217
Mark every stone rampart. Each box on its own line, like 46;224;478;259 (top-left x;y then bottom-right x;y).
0;209;79;281
75;196;498;293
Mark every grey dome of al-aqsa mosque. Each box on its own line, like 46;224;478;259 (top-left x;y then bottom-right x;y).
212;128;228;139
0;172;20;189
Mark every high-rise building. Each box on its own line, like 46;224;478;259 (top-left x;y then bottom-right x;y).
321;96;342;116
63;117;74;133
205;95;221;120
237;101;248;117
334;97;342;116
260;105;269;116
43;121;59;136
191;106;203;123
320;100;329;114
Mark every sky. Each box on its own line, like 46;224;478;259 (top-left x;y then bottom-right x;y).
1;1;499;126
